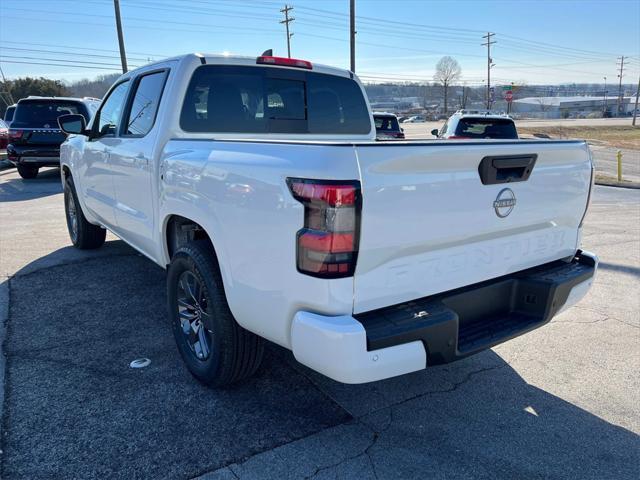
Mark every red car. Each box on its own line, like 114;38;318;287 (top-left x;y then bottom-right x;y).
0;119;9;150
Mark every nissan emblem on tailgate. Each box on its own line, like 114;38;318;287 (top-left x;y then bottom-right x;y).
493;188;516;218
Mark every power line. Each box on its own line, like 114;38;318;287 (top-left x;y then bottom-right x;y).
0;60;129;71
0;54;139;69
0;46;148;63
0;39;166;58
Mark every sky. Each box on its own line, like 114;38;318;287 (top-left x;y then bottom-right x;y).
1;0;639;87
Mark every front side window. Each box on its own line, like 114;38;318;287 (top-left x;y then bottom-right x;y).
180;65;371;135
124;71;167;136
96;81;129;137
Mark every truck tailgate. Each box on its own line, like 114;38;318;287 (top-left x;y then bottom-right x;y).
353;140;592;314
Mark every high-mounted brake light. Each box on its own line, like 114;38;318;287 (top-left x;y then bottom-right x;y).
287;178;361;278
448;135;471;140
257;56;313;70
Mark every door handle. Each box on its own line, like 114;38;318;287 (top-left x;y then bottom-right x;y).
478;154;537;185
136;153;149;166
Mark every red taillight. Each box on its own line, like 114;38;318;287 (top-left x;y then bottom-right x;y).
257;56;313;70
448;135;471;140
9;129;23;141
395;132;405;139
288;178;361;278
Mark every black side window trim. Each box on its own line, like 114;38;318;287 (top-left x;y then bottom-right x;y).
121;68;170;138
91;79;130;140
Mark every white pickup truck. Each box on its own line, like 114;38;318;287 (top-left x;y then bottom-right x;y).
58;53;597;387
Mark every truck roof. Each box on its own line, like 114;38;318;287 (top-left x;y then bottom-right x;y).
451;109;513;120
123;53;353;80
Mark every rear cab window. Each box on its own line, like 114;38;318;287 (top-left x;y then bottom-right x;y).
12;100;89;129
180;65;371;135
374;116;400;132
455;117;518;139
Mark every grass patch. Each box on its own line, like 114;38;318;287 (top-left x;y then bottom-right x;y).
518;125;640;149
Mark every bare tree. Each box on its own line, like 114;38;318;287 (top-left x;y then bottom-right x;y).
535;97;553;112
433;56;461;115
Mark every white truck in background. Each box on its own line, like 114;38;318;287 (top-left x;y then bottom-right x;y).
57;53;597;387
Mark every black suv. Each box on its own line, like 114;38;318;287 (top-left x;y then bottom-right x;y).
8;97;99;179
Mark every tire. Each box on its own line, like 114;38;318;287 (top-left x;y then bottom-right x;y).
167;240;264;387
17;164;39;179
64;176;106;249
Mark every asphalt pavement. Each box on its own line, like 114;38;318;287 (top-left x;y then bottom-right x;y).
0;167;638;479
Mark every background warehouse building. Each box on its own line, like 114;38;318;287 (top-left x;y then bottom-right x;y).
512;95;636;118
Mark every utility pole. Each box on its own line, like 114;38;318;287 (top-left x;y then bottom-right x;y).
616;55;625;116
350;0;356;72
603;76;607;116
633;75;639;126
113;0;128;73
482;32;496;109
280;5;294;58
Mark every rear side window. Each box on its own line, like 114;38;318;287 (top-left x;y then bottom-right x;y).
4;106;15;122
124;71;167;136
180;65;371;135
374;116;400;131
455;118;518;139
12;101;88;128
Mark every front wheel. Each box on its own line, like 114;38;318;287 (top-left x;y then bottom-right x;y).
167;241;264;387
17;164;39;179
64;176;106;249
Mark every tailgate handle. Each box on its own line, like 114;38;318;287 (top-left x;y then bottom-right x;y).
478;154;537;185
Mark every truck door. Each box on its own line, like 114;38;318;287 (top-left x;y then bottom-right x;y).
109;70;168;257
82;80;130;226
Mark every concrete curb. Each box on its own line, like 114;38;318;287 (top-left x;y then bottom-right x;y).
0;280;9;454
595;180;640;190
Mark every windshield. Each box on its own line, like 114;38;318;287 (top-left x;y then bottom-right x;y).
181;65;372;135
374;116;400;131
12;100;88;128
454;118;518;139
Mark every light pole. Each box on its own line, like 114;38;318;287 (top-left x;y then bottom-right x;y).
603;76;607;116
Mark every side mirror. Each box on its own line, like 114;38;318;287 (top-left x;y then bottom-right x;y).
431;128;439;137
58;114;87;135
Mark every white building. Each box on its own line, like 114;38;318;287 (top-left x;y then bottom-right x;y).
512;95;635;118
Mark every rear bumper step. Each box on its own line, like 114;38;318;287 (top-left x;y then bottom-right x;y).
290;251;596;384
356;250;597;364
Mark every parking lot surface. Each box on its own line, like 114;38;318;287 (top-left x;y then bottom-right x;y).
1;167;639;479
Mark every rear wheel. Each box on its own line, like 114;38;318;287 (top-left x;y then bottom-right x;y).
167;240;264;387
64;176;106;249
17;164;39;179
